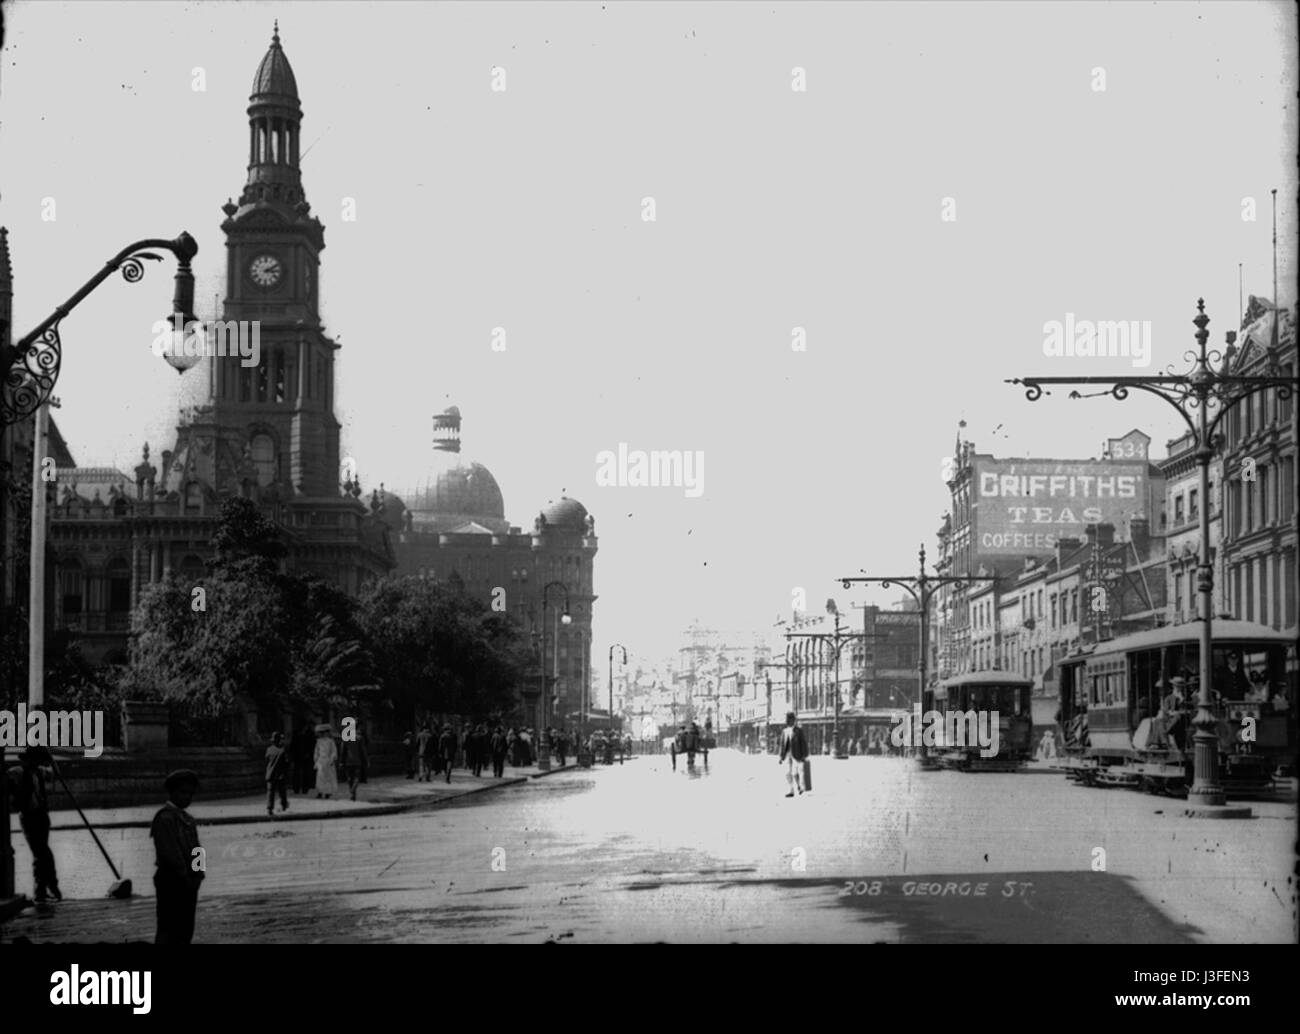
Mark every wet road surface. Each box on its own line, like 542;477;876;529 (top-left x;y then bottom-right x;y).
6;751;1295;942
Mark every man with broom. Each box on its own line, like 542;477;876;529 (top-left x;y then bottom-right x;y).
7;746;62;902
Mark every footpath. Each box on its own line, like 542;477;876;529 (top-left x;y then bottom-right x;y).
9;758;630;834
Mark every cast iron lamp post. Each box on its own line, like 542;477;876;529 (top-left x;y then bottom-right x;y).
0;232;198;902
1008;299;1297;815
538;581;571;771
608;643;626;759
840;546;996;766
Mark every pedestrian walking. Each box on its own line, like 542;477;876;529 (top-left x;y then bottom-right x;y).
777;711;809;797
265;732;290;815
415;723;435;781
554;728;568;767
341;731;368;801
438;724;457;783
506;727;519;767
313;724;339;798
402;729;417;779
471;723;488;777
291;725;315;795
6;746;61;902
490;725;508;777
151;769;204;944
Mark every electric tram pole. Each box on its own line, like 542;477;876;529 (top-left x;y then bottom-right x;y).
1009;298;1297;816
840;545;996;765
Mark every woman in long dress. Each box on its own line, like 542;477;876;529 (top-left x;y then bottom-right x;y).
313;725;339;798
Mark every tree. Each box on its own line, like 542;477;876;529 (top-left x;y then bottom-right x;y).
124;567;295;713
358;576;531;720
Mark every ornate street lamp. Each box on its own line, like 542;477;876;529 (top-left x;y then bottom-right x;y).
840;546;996;766
1;232;200;425
608;643;627;761
538;580;571;771
0;231;198;902
1008;298;1297;816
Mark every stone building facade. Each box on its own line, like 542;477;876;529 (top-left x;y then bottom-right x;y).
383;407;598;729
40;28;395;665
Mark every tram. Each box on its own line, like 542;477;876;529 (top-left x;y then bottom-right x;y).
1053;620;1295;797
926;672;1034;772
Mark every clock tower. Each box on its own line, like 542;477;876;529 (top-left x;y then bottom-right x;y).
172;22;340;504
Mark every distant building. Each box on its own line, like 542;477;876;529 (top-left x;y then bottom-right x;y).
1218;299;1296;640
935;427;1166;685
388;407;598;731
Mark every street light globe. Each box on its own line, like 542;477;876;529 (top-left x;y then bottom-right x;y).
561;613;572;625
160;311;204;374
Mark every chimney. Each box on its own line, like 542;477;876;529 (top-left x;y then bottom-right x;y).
1129;515;1150;558
1086;522;1116;548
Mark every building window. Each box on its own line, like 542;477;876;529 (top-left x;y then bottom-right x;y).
1174;495;1184;525
1188;489;1198;521
107;558;131;624
184;482;202;514
1284;457;1296;522
1285;550;1297;630
1260;464;1271;527
274;350;286;403
60;562;83;621
1049;594;1057;628
251;433;275;487
1174;572;1183;620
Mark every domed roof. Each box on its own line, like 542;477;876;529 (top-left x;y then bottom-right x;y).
409;458;504;521
403;409;511;534
542;496;588;529
251;23;299;101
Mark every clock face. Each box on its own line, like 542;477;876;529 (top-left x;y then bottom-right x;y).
249;254;283;288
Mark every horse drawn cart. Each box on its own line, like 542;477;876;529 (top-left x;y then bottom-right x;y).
668;724;715;771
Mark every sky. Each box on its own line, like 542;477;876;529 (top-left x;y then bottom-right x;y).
1;0;1295;666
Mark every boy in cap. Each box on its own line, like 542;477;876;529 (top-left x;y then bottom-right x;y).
151;769;204;944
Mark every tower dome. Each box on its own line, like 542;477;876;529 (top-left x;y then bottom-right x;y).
251;21;299;101
542;496;589;530
405;408;509;534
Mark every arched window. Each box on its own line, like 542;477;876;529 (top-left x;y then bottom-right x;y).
251;433;275;487
275;350;286;403
59;560;84;622
106;558;131;628
184;482;202;514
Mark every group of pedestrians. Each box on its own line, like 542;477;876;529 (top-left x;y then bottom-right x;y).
404;722;536;781
261;724;370;809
